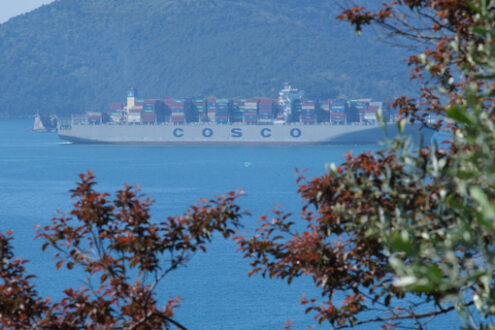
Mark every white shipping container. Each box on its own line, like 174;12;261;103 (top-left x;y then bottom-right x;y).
128;114;141;123
364;113;377;120
110;114;122;122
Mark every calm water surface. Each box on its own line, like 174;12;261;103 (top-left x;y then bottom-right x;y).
0;120;456;329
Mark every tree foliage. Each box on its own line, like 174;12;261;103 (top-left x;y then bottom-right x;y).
2;1;495;329
235;0;495;328
1;171;244;328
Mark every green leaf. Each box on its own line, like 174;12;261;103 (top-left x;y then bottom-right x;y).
470;186;495;226
472;26;488;35
425;264;442;284
397;118;407;134
390;232;418;256
464;0;482;13
446;106;473;125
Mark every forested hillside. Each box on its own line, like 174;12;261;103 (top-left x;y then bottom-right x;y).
0;0;408;117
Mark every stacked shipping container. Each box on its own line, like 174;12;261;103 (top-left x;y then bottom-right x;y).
141;100;157;123
163;99;174;123
258;99;273;124
364;101;389;123
352;99;371;123
319;100;331;113
331;99;347;124
108;102;123;123
216;99;230;124
230;99;244;123
291;99;302;122
301;100;316;124
243;99;258;124
193;99;207;122
207;98;216;122
272;99;282;119
100;90;389;126
319;100;331;123
127;107;142;123
87;111;102;124
171;99;185;124
346;100;365;123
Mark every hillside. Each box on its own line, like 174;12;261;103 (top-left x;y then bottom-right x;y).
0;0;409;117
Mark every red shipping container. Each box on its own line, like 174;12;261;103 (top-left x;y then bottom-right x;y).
141;113;156;123
109;102;123;110
331;113;345;119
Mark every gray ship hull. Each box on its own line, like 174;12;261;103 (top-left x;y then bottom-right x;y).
58;123;433;145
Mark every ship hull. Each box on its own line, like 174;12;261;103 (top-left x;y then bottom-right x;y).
58;123;433;145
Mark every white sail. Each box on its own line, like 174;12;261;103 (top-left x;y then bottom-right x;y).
32;114;47;132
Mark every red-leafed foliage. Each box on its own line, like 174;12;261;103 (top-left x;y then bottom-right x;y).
0;231;50;328
1;171;245;329
2;1;493;329
236;1;495;328
235;148;455;328
338;0;481;130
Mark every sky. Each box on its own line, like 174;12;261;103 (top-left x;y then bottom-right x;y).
0;0;54;24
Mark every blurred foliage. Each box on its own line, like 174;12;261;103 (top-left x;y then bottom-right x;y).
236;0;495;328
0;0;409;117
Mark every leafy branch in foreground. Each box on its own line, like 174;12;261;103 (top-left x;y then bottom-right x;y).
1;171;246;329
237;1;495;328
236;147;458;328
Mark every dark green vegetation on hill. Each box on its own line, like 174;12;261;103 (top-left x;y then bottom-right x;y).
0;0;408;117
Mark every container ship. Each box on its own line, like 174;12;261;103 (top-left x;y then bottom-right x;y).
57;85;433;145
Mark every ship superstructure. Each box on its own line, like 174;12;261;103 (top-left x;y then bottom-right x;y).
277;83;304;123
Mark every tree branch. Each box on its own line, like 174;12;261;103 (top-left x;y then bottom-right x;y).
336;301;474;329
129;311;187;330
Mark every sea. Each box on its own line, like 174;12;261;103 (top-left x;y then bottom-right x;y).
0;119;457;329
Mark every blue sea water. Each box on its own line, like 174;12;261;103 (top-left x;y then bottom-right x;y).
0;119;457;329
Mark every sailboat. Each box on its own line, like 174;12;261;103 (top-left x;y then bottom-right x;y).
32;113;58;132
